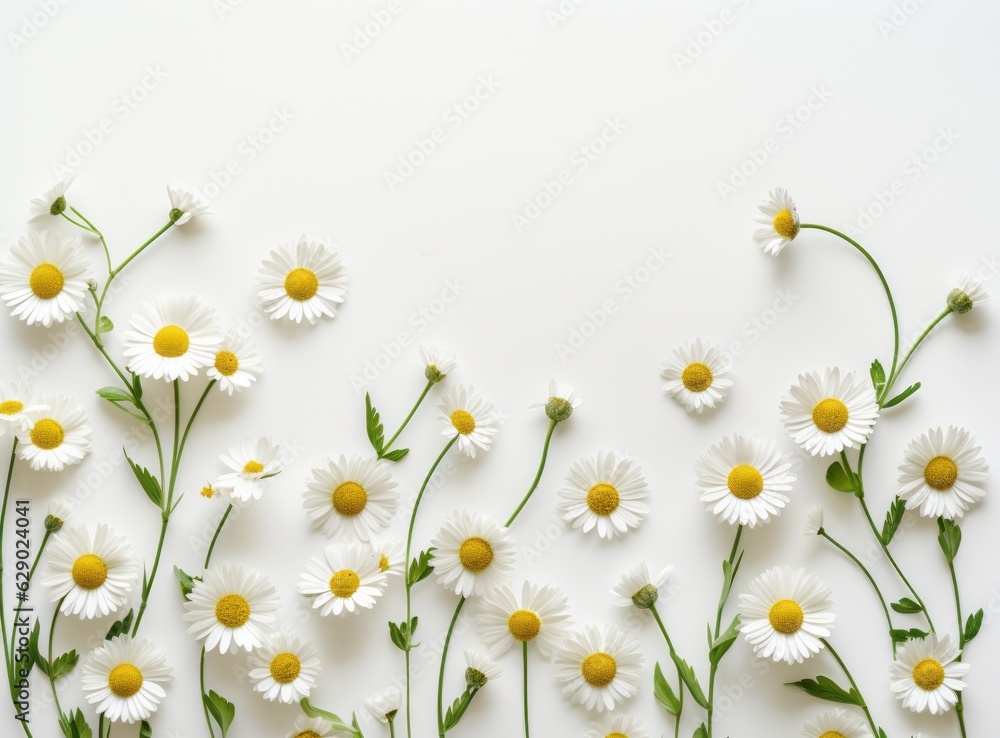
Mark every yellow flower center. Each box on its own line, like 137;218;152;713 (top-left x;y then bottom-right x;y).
581;652;617;687
378;553;391;573
295;732;322;738
71;554;108;590
153;325;190;358
450;409;476;435
767;599;804;634
681;362;713;392
458;536;494;572
586;483;620;516
606;734;629;738
214;350;240;377
727;464;764;500
242;460;265;474
507;609;542;642
0;400;24;415
215;593;251;628
200;485;215;498
269;652;302;684
812;398;849;433
773;209;799;239
30;418;64;450
924;456;958;491
912;658;946;690
107;663;143;698
284;267;319;301
818;733;847;738
29;263;65;299
329;569;361;598
332;481;368;516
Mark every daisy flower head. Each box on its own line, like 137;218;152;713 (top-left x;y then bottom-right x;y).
166;185;211;225
215;437;282;503
738;566;835;665
464;647;502;689
28;174;76;222
17;393;92;471
287;716;336;738
0;380;47;437
804;506;824;536
478;581;573;657
0;230;91;327
419;344;457;384
898;426;988;519
256;236;348;324
45;497;73;532
754;187;800;255
586;715;648;738
554;625;644;713
431;511;516;598
800;709;871;738
660;339;734;414
207;330;263;395
81;635;171;724
297;541;388;617
303;455;399;541
364;686;402;723
610;562;673;610
695;433;796;528
183;565;280;654
247;633;321;704
438;384;502;458
529;380;582;423
121;294;223;381
41;524;139;619
890;634;969;715
367;535;404;577
947;273;989;314
780;368;879;457
558;451;650;540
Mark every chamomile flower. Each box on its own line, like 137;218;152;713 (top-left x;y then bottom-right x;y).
298;541;388;617
897;426;988;519
586;716;648;738
81;635;171;724
947;274;989;314
17;393;92;471
754;187;800;255
207;331;263;395
183;565;280;654
800;709;871;738
368;535;404;577
45;497;73;532
214;437;282;503
419;344;457;383
431;511;516;598
529;380;582;423
890;635;969;715
695;434;796;528
247;634;321;704
554;625;644;713
738;567;835;665
166;186;211;225
287;716;336;738
41;524;139;619
558;451;650;540
121;294;223;381
804;507;824;536
464;648;502;688
364;686;402;723
660;339;734;414
303;455;399;541
28;174;76;222
610;562;672;610
256;236;348;324
438;385;502;458
0;230;91;327
780;368;879;457
478;581;573;657
0;380;47;436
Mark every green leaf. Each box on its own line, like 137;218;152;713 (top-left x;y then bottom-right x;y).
882;381;921;408
381;448;410;462
937;518;962;563
123;449;162;507
890;628;928;644
48;649;79;680
443;689;475;731
786;675;862;705
131;372;143;400
139;721;152;738
708;614;741;665
407;548;436;587
965;608;984;643
96;386;135;404
825;461;859;494
174;566;197;599
719;550;744;605
870;359;886;394
653;662;681;716
98;316;114;334
693;725;708;738
670;653;710;710
880;496;906;546
300;698;355;734
105;609;134;641
891;597;923;614
388;621;408;651
365;393;385;454
351;712;364;738
203;690;236;738
27;620;45;676
60;709;93;738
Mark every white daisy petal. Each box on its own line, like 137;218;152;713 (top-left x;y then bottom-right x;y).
463;647;502;684
0;381;48;438
81;635;172;724
256;236;348;325
286;716;337;738
247;633;321;704
303;455;399;541
437;384;502;458
431;511;516;598
419;344;457;382
800;708;871;738
121;294;223;382
207;330;263;395
364;686;402;723
28;175;77;223
585;715;648;738
947;273;988;314
610;562;673;610
478;581;574;657
214;437;283;503
297;541;388;617
889;634;969;715
183;565;280;653
897;426;988;520
754;187;800;256
780;368;879;457
0;230;91;327
553;625;645;713
16;393;92;472
660;339;734;414
558;451;650;540
167;186;211;225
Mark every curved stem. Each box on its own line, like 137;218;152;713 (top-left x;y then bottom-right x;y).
380;381;433;458
821;639;879;737
200;647;217;738
649;604;683;738
883;307;952;402
175;381;215;490
707;524;743;738
945;532;968;738
436;597;466;738
521;642;530;738
205;505;234;569
8;531;51;670
47;603;65;722
67;207;111;275
505;420;557;527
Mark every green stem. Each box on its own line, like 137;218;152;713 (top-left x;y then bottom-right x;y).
380;381;434;458
945;529;968;738
521;642;530;738
649;604;683;738
47;603;65;722
821;639;879;738
437;598;466;738
707;524;743;738
8;531;51;671
389;717;396;738
205;505;234;569
67;207;112;275
883;307;952;403
200;647;216;738
1;441;18;678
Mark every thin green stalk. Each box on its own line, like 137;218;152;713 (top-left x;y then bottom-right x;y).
8;531;51;669
380;381;433;459
47;602;65;723
205;505;234;568
67;207;112;275
389;717;396;738
946;536;968;738
1;441;18;678
883;307;952;402
707;524;743;738
821;639;879;737
200;647;217;738
521;642;530;738
437;598;466;738
649;604;683;738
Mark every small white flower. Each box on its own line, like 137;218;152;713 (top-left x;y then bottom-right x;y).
17;393;92;472
28;175;76;223
463;647;502;687
286;716;336;738
947;273;988;314
804;507;824;536
431;511;516;598
121;294;223;382
800;709;871;738
183;565;280;654
780;368;879;457
890;634;969;715
298;541;388;617
207;331;263;395
660;339;734;414
610;562;672;610
478;581;574;657
368;535;404;578
554;625;644;713
586;715;648;738
215;437;282;503
754;187;800;255
558;451;650;540
364;686;402;723
81;635;172;724
897;426;988;519
528;380;582;423
303;455;399;541
45;497;74;531
0;230;91;327
256;236;348;324
247;633;321;704
438;384;502;458
419;344;457;383
0;380;47;437
166;186;211;225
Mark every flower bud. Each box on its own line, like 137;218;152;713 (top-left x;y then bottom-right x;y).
631;583;659;609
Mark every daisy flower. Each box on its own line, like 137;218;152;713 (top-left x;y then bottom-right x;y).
738;567;835;665
804;507;824;536
81;635;171;724
45;497;73;532
890;634;969;715
419;344;457;383
610;562;672;611
183;565;280;653
695;433;796;528
586;715;648;738
0;380;47;436
897;426;988;519
464;647;502;688
121;294;223;381
207;330;263;395
947;274;989;314
431;511;516;598
247;633;321;704
558;451;650;540
298;541;388;617
529;380;583;423
754;187;800;255
438;384;502;458
287;716;336;738
800;709;871;738
0;230;91;327
478;581;573;657
554;625;644;713
303;455;399;541
780;368;879;457
28;174;76;222
256;236;348;324
660;339;734;414
364;686;402;723
17;393;92;471
41;524;139;619
368;535;404;577
214;437;282;503
166;185;211;225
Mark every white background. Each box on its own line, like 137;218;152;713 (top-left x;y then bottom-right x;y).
2;1;999;737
